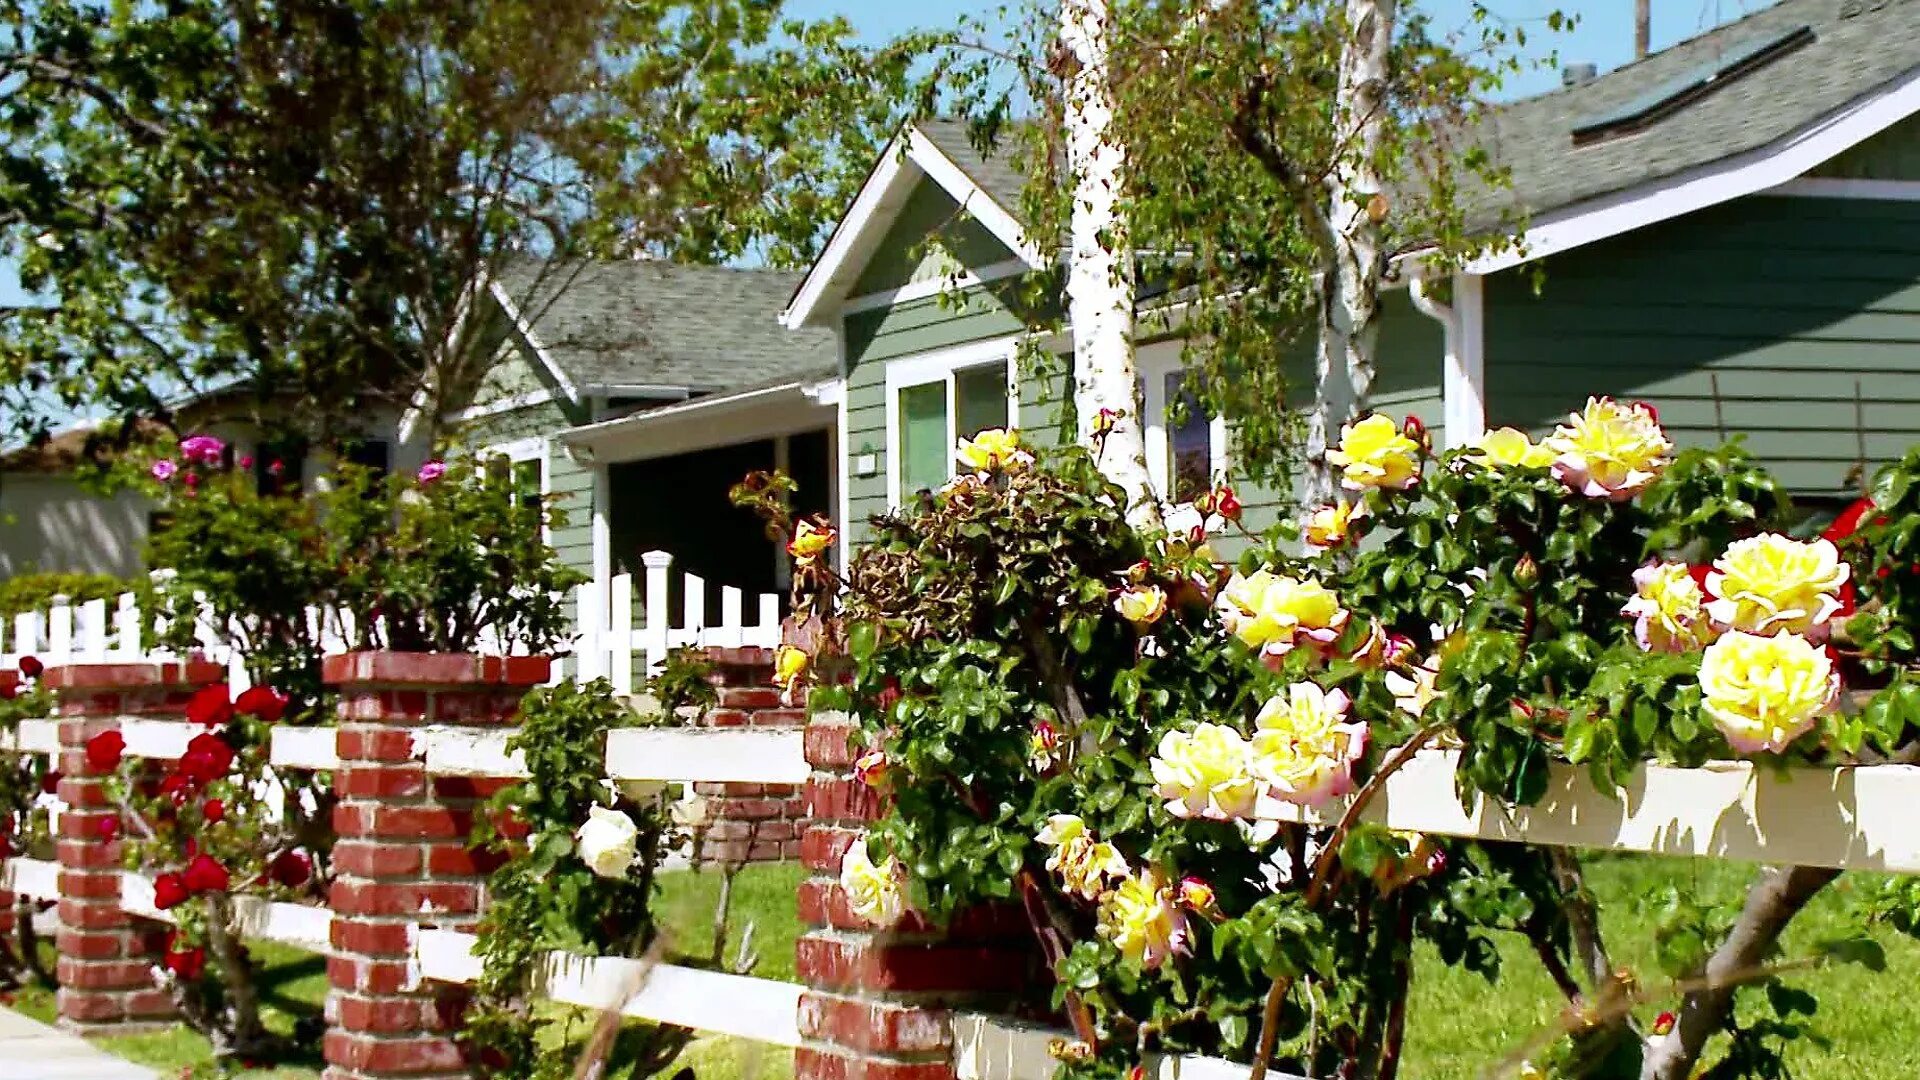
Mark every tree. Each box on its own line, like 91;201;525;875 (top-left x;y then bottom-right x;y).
0;0;929;450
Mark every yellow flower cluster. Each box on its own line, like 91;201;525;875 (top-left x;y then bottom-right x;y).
1151;723;1260;822
839;839;906;927
1471;427;1555;470
1036;814;1130;901
1304;501;1367;552
1542;396;1672;501
956;428;1033;473
1697;630;1838;754
1622;562;1716;654
1326;414;1421;491
1705;534;1851;638
1114;585;1169;630
1249;683;1367;807
1096;867;1189;969
787;518;835;564
1215;570;1348;657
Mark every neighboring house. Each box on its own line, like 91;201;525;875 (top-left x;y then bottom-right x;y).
0;396;404;579
445;260;838;608
782;0;1920;560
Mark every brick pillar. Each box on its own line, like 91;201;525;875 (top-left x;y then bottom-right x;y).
695;646;806;866
794;708;1041;1080
323;652;549;1080
44;659;223;1031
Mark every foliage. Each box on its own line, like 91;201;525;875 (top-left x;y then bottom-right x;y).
0;665;55;989
0;572;130;620
105;682;320;1062
766;413;1920;1080
941;0;1564;491
463;680;687;1080
0;0;933;443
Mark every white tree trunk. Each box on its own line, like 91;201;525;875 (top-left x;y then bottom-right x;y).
1303;0;1397;508
1060;0;1160;527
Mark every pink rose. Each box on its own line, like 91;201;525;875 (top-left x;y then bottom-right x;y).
151;459;178;482
416;460;447;484
178;435;226;466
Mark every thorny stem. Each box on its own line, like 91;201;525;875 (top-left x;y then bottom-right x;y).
1249;724;1446;1080
1376;899;1415;1080
1547;847;1615;993
1015;868;1101;1050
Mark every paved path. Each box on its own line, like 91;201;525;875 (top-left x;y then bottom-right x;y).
0;1007;158;1079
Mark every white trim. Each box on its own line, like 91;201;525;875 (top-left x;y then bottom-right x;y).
487;279;582;403
441;388;557;425
476;434;547;464
835;331;853;568
416;725;809;784
1768;177;1920;201
840;255;1034;316
1466;66;1920;274
1136;340;1229;502
591;462;611;591
782;124;1045;329
1414;272;1487;450
560;381;819;446
882;335;1023;507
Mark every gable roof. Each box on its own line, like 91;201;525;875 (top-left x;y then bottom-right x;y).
1465;0;1920;269
493;260;836;397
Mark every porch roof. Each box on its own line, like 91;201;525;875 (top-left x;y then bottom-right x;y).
555;373;840;461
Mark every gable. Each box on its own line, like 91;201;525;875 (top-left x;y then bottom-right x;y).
850;181;1022;298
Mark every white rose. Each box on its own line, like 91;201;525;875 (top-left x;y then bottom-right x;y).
575;804;640;879
839;838;906;927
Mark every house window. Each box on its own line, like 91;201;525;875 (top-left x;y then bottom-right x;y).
479;436;548;511
341;438;390;478
886;339;1017;504
253;436;308;496
1138;342;1228;504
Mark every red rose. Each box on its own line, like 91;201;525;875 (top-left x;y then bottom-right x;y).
1652;1010;1676;1036
85;731;126;773
233;686;288;723
0;683;14;701
18;655;43;678
40;771;61;796
152;872;189;910
269;850;312;888
164;943;206;981
177;733;235;786
96;817;119;841
202;799;225;824
1403;415;1431;452
182;854;230;894
186;685;234;727
160;772;193;802
0;834;12;859
1687;564;1715;597
1823;497;1880;544
1214;485;1243;523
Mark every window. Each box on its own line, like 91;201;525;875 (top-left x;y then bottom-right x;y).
341;438;390;478
478;437;548;512
254;436;308;496
1137;342;1228;504
886;339;1017;504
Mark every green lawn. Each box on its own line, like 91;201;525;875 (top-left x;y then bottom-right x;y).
7;857;1918;1079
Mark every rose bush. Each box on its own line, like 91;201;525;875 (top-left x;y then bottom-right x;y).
758;409;1920;1080
0;661;55;989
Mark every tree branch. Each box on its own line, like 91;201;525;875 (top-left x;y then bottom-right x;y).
1228;71;1335;255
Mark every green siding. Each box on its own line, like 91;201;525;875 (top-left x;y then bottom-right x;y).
851;183;1019;295
1810;115;1920;181
1484;194;1920;495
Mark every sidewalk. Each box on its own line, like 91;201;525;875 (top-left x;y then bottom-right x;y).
0;1007;158;1080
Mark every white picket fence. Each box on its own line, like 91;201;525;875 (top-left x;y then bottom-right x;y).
0;549;783;696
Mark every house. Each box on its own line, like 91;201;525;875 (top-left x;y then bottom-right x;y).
781;0;1920;558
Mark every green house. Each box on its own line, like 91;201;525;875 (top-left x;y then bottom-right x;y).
779;0;1920;562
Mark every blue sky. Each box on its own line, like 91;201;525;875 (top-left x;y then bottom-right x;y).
787;0;1779;100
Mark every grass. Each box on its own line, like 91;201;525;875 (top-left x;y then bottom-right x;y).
7;858;1917;1079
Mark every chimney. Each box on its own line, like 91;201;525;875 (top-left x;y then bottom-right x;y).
1636;0;1651;58
1562;62;1599;88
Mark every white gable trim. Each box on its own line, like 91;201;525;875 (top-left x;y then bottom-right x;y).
1466;65;1920;275
841;256;1034;317
487;278;582;404
782;127;1044;331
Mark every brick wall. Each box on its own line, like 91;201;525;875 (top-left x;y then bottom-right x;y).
693;646;805;866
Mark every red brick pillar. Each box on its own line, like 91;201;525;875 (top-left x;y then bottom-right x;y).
44;659;223;1031
794;708;1040;1080
323;652;549;1080
695;646;806;865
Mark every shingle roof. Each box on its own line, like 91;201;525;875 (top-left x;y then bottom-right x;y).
916;1;1920;231
1453;0;1920;222
495;260;836;394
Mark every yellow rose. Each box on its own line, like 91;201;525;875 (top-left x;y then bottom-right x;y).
788;518;836;563
774;644;811;695
1097;867;1189;969
1036;814;1129;900
956;428;1031;473
1384;657;1441;718
1151;723;1258;822
1622;562;1717;653
853;749;889;790
1249;682;1367;808
1325;413;1421;491
1472;427;1555;469
1697;630;1837;754
1304;501;1367;552
1705;534;1851;638
1215;570;1348;656
1114;585;1169;629
839;838;906;927
1542;397;1672;501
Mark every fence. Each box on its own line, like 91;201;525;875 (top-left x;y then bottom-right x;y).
0;548;784;696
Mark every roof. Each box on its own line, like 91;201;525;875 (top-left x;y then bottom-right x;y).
494;260;836;395
1;419;169;474
913;119;1030;217
1471;0;1920;225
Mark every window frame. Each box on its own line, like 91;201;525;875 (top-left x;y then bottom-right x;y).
1136;340;1230;504
476;435;552;538
882;336;1021;507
